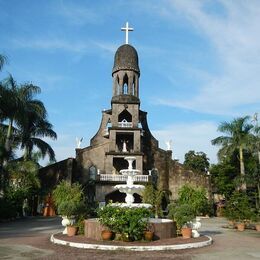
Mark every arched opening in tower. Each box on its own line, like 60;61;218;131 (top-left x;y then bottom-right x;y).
123;73;129;94
118;109;132;123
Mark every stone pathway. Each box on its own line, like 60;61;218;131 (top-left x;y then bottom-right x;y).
0;216;259;259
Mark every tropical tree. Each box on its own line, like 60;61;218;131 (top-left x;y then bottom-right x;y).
0;74;56;161
17;116;57;161
0;54;7;71
211;116;255;191
183;150;210;173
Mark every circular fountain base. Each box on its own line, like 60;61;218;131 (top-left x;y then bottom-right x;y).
84;218;176;240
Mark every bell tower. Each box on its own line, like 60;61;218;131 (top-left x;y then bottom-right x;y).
107;22;143;173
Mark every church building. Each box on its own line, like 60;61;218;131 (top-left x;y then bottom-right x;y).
39;23;211;205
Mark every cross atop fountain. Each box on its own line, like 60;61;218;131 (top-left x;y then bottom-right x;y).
121;22;133;44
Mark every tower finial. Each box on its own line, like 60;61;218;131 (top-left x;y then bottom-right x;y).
121;22;133;44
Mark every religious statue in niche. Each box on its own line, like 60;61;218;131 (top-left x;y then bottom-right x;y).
122;140;128;152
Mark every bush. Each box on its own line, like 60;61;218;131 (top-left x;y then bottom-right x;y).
53;181;85;217
170;203;196;229
97;205;151;241
224;191;253;222
178;184;211;216
0;198;17;219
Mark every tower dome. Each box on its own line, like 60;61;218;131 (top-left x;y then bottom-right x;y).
112;44;140;75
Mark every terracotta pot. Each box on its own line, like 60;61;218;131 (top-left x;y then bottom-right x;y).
181;227;192;239
144;231;154;241
101;230;113;240
236;223;245;231
67;225;78;236
255;224;260;232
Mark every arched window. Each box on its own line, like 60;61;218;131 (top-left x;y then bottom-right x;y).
89;166;97;180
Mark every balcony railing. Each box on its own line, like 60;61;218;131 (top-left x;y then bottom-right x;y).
99;174;149;182
118;122;133;128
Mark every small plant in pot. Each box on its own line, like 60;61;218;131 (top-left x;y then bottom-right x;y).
143;223;154;241
97;205;116;240
225;191;252;232
174;204;196;239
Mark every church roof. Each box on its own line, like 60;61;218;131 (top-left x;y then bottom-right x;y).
112;44;140;75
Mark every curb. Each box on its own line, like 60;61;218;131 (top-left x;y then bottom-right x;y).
50;233;213;251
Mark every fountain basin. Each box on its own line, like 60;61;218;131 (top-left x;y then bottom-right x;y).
120;169;141;176
84;218;176;240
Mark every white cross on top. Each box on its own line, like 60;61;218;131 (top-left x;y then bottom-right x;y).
121;22;133;44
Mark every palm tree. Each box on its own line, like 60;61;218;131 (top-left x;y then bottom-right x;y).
0;74;57;162
211;116;254;191
0;74;43;153
0;54;7;71
17;115;57;161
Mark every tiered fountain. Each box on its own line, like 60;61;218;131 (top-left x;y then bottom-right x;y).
85;156;176;240
113;156;151;208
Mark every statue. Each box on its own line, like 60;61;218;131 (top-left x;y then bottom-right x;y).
122;140;128;152
165;140;172;150
76;137;83;148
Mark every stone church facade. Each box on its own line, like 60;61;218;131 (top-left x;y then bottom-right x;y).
39;41;211;204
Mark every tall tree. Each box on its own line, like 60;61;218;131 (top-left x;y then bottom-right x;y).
211;116;254;191
183;150;210;173
0;74;42;153
0;54;7;71
0;74;57;161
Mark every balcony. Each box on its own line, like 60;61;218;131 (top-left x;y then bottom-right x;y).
118;120;133;128
99;174;149;182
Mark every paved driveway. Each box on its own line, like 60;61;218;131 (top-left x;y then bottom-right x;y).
0;216;259;259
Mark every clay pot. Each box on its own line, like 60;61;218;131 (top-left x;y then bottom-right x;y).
255;224;260;232
67;225;78;236
236;223;245;231
101;230;113;240
181;227;192;239
144;231;154;241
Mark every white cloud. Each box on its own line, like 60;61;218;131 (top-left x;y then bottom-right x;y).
54;1;102;26
11;38;92;53
151;0;260;115
152;121;219;164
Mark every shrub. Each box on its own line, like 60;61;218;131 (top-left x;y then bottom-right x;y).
173;204;196;229
97;205;151;241
0;198;17;219
178;184;211;216
224;191;253;222
52;181;85;217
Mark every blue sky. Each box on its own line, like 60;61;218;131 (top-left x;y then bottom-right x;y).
1;0;259;165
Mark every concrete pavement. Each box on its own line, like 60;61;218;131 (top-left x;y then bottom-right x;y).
0;216;259;259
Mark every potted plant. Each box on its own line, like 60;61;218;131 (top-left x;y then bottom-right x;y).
174;204;196;239
225;191;252;232
250;213;260;232
53;181;85;235
143;223;154;241
97;205;151;241
97;206;116;240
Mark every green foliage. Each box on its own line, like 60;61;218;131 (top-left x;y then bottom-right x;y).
0;160;40;218
225;191;253;222
0;197;17;219
97;205;151;241
210;162;238;198
52;180;85;217
177;184;210;216
183;150;210;173
172;204;196;229
142;184;165;217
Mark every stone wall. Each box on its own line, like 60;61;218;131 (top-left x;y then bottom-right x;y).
38;158;75;192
